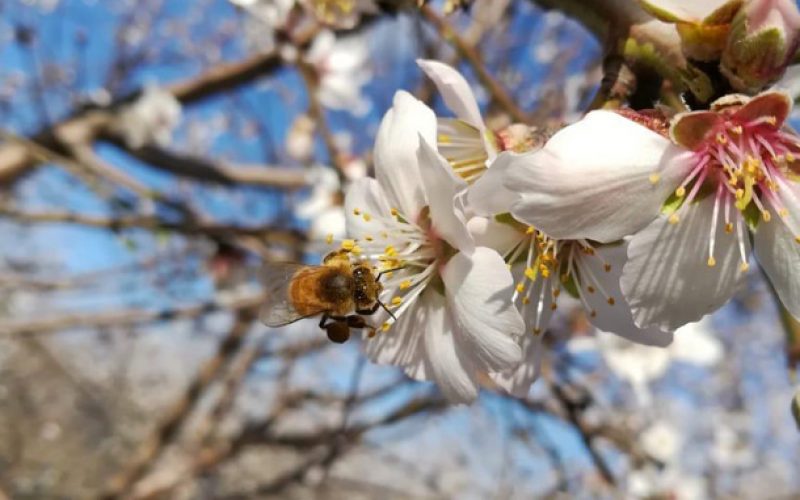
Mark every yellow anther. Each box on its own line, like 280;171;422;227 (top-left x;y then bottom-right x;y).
438;133;452;144
399;280;412;290
740;262;750;272
526;226;535;235
795;235;800;244
381;231;389;239
516;283;525;293
341;239;356;250
707;256;716;267
675;186;686;197
384;245;397;257
607;297;615;306
365;235;373;242
522;297;530;305
604;263;612;272
381;322;391;332
553;288;561;298
787;152;796;162
325;233;334;244
533;328;542;335
649;173;661;185
524;267;537;280
353;208;361;216
587;285;595;294
550;303;558;311
352;245;363;255
762;210;771;222
725;222;734;233
391;296;403;306
541;268;551;278
716;132;728;144
766;115;777;125
730;125;743;135
390;207;399;217
590;310;597;318
779;208;789;218
561;273;569;283
669;214;680;224
384;272;393;279
363;213;371;222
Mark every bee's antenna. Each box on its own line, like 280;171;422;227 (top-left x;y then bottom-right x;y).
377;299;396;321
376;265;406;281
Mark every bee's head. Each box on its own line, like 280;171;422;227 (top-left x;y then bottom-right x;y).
352;265;378;308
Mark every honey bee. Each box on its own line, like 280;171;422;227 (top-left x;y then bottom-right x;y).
259;250;393;343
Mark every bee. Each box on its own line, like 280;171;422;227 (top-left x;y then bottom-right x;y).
259;250;393;343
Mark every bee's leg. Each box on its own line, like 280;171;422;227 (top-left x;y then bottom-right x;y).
325;320;350;344
355;302;381;316
318;313;331;329
346;314;377;338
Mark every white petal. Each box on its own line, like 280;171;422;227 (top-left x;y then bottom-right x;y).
466;216;521;253
640;0;733;22
507;111;691;243
467;152;520;216
362;300;426;376
374;91;437;219
417;136;475;253
489;332;544;398
344;177;392;239
417;59;484;130
621;195;749;331
516;265;556;334
420;288;479;403
442;247;524;371
754;207;800;320
670;318;723;366
576;244;674;346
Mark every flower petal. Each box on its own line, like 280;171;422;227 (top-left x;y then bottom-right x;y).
344;177;393;239
417;136;475;253
639;0;740;23
621;194;750;331
466;216;522;254
362;300;426;377
507;111;691;243
467;152;520;216
417;59;484;130
754;206;800;321
488;332;544;398
732;90;792;129
374;91;437;218
670;111;723;151
421;288;479;403
442;247;524;371
575;244;674;346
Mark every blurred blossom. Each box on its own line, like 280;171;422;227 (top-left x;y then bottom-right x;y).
297;165;345;241
229;0;295;53
305;30;372;115
640;420;682;463
111;86;182;149
286;113;316;162
299;0;378;29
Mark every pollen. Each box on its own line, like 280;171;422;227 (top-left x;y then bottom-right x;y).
365;235;374;242
550;303;557;311
391;296;403;306
384;245;397;257
352;208;361;216
587;285;595;294
553;288;561;298
730;125;743;135
381;231;389;239
675;186;686;197
560;273;569;283
533;328;542;335
524;267;537;280
607;297;615;306
795;235;800;244
740;262;750;272
668;214;680;224
716;132;727;144
341;239;356;250
516;283;525;293
390;207;399;217
649;173;660;185
762;210;771;222
541;267;551;278
522;297;530;305
779;209;789;218
766;115;777;126
590;310;597;318
362;213;372;221
399;280;412;290
367;329;377;338
381;322;391;332
787;152;796;162
351;245;362;255
604;263;612;272
725;222;734;233
325;233;334;244
526;226;535;235
707;256;716;267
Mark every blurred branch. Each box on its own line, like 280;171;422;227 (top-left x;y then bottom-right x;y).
102;311;257;500
419;4;529;123
0;292;264;336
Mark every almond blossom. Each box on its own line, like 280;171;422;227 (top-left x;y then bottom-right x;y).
305;30;372;116
506;91;800;331
342;91;524;403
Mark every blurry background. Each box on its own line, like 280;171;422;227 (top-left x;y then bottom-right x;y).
0;0;798;498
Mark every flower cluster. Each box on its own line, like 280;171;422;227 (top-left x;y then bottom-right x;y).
336;52;800;403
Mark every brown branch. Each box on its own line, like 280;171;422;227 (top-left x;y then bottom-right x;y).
0;292;264;336
101;311;257;500
419;4;529;123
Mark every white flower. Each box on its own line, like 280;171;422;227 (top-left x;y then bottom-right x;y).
286;114;316;163
297;165;346;241
506;93;800;330
229;0;295;53
299;0;378;29
640;420;682;464
113;86;182;149
305;30;372;116
343;91;524;403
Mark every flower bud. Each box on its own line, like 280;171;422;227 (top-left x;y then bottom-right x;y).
721;0;800;92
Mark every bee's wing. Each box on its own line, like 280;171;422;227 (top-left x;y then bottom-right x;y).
259;262;320;327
